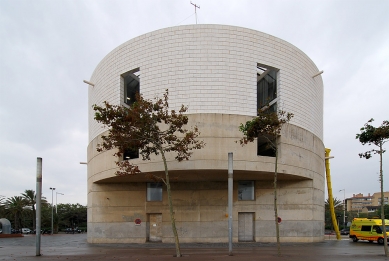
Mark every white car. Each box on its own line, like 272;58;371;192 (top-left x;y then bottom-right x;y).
21;228;31;234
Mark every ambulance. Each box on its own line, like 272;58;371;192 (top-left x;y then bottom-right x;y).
349;218;389;244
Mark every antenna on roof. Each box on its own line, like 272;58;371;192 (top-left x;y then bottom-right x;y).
190;2;200;24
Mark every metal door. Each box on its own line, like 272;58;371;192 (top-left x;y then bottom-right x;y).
148;213;162;242
238;212;254;242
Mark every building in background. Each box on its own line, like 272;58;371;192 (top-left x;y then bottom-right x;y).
86;25;325;244
346;192;389;214
372;192;389;206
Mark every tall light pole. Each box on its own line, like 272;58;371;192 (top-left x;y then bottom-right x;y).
36;158;42;256
339;189;346;229
56;192;64;214
49;187;55;235
228;152;233;256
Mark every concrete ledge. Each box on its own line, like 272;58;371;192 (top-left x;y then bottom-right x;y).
0;234;24;238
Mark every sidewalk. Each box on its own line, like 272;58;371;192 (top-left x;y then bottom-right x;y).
1;234;388;261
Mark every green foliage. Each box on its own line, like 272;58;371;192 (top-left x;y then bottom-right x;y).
238;106;293;256
356;118;389;159
356;118;389;256
324;197;344;229
239;109;294;146
0;195;5;217
325;197;343;210
1;190;86;232
357;212;379;219
5;196;26;229
21;189;47;230
56;203;87;230
377;205;389;219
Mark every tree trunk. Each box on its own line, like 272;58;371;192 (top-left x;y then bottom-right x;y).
274;146;281;256
161;149;181;257
379;142;388;257
14;213;18;230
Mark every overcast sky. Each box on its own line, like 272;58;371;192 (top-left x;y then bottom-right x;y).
0;0;388;205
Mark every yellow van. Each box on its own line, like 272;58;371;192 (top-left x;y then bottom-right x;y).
350;218;389;244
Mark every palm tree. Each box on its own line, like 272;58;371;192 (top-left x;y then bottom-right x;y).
325;197;343;210
21;190;37;230
325;197;343;230
5;196;26;230
21;189;47;230
0;195;5;217
0;195;5;207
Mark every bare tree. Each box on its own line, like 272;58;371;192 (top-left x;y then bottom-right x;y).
356;118;389;256
239;107;293;256
93;90;205;257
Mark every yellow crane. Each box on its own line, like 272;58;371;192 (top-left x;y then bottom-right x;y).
325;148;341;240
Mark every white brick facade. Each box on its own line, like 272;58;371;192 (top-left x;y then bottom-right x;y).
88;24;323;143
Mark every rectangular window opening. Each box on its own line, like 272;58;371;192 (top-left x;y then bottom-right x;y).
123;147;139;160
257;135;276;157
257;65;278;113
122;69;140;106
147;183;163;201
120;69;140;159
256;64;279;157
238;181;255;201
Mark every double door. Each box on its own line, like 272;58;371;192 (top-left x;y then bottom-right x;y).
238;212;255;242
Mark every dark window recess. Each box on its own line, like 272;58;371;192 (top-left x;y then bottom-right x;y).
361;226;371;232
257;135;276;157
147;183;163;201
238;181;255;201
257;66;277;113
256;65;278;157
123;71;140;106
123;147;139;160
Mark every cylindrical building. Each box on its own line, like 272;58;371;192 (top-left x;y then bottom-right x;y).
87;24;325;243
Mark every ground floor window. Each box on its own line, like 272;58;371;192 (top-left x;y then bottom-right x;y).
147;183;162;201
238;181;254;200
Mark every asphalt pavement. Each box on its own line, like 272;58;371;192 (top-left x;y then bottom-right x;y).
0;234;388;261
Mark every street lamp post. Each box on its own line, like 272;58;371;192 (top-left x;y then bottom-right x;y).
49;187;55;235
340;189;346;229
56;192;64;214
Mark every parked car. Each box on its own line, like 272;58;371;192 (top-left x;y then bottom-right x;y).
31;229;51;234
11;228;21;234
42;229;51;234
65;228;81;234
22;228;31;234
340;227;350;235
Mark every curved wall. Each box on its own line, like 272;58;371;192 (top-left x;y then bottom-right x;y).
87;114;325;243
87;25;325;243
88;114;324;183
88;24;323;143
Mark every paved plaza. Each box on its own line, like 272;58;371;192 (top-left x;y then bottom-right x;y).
0;234;388;261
